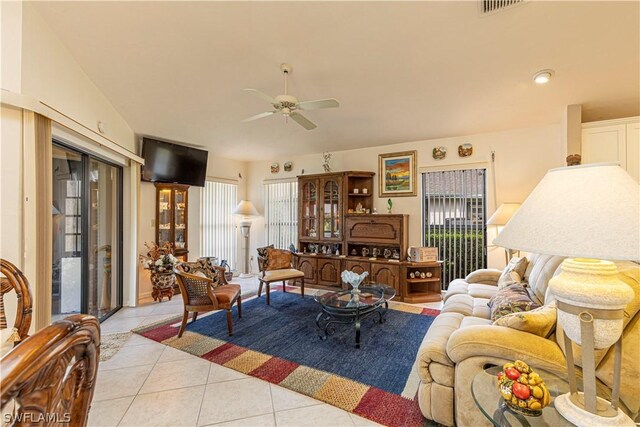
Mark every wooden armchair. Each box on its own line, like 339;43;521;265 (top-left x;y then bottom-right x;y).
1;314;100;426
257;245;305;305
0;259;33;348
174;260;242;337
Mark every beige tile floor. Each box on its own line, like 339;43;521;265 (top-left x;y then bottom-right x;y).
92;278;442;427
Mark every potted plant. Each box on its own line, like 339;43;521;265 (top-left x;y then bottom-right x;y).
140;242;180;302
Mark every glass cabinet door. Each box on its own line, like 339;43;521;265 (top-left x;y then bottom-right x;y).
301;181;317;239
174;188;187;250
322;178;341;240
157;188;172;245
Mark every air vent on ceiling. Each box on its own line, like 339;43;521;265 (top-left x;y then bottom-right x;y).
479;0;526;15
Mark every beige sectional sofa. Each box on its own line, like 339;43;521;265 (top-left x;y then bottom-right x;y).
415;253;640;426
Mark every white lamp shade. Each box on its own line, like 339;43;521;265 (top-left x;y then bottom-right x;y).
487;203;521;226
233;200;259;218
493;163;639;261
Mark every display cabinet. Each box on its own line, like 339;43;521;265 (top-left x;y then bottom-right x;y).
155;183;189;259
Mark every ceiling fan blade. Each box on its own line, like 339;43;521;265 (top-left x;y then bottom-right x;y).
243;88;279;105
298;98;340;111
242;111;275;122
289;112;317;130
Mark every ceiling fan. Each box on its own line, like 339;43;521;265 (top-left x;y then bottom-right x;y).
242;63;340;130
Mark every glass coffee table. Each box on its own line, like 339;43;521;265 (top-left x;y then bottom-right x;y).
473;366;580;427
314;285;396;348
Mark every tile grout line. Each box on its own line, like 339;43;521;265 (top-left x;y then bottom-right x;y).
268;383;276;426
194;363;212;427
116;342;166;426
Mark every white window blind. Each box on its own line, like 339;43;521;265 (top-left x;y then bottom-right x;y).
201;180;237;270
422;168;487;289
265;181;298;250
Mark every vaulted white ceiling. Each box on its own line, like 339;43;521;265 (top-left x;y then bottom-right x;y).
34;1;639;161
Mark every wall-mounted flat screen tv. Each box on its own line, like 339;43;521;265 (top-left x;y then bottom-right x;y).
141;137;208;187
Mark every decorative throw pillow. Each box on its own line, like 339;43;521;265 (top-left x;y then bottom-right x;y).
497;257;529;289
266;248;292;270
493;302;557;338
488;282;540;321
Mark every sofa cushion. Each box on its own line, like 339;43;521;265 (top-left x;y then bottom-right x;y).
442;294;491;319
497;257;528;289
488;283;540;321
443;279;469;302
523;253;565;302
493;301;557;337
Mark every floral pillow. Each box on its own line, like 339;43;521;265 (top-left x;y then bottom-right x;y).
266;248;292;270
488;282;540;321
493;302;557;338
497;256;529;289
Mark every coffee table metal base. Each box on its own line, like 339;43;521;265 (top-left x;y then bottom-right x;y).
315;301;389;348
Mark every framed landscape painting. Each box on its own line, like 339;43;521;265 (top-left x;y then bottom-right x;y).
378;150;417;197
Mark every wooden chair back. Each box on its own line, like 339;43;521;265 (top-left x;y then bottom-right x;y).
0;259;33;346
1;314;100;425
173;266;218;309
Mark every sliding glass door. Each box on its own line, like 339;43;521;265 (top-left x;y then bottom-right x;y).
52;142;122;322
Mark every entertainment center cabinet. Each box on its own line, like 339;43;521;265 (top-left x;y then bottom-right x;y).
294;171;442;302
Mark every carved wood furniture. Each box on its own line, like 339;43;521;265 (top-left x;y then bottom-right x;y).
174;261;242;336
256;246;305;305
0;259;33;347
294;171;442;302
155;183;189;260
0;314;100;426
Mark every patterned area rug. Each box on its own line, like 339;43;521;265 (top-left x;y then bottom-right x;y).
134;289;440;427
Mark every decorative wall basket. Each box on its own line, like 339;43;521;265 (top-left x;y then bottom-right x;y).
151;271;176;302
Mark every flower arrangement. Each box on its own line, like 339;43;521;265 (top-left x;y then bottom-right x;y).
139;242;179;273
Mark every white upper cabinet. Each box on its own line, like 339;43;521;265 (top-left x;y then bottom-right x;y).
582;117;640;183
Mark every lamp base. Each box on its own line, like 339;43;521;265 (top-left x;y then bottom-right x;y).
555;393;634;427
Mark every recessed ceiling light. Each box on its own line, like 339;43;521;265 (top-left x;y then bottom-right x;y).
533;69;554;84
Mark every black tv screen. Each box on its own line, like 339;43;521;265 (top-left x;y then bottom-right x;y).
141;138;208;187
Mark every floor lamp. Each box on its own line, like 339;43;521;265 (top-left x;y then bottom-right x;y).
233;200;259;278
486;202;521;264
494;163;638;426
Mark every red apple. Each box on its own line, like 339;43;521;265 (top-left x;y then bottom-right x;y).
505;367;521;381
498;372;504;381
512;382;531;400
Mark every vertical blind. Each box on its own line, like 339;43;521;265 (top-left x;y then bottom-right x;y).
423;168;487;289
265;181;298;249
201;180;237;270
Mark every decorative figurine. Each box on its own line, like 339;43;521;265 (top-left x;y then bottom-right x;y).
458;143;473;157
322;152;332;172
426;271;433;278
420;272;426;279
372;248;379;258
387;198;393;214
432;146;447;160
284;161;293;171
361;247;370;257
351;249;357;256
271;162;280;173
392;249;400;259
409;272;415;279
384;248;392;258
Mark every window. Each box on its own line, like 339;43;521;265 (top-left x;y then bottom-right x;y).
264;181;298;249
423;168;487;288
201;180;238;270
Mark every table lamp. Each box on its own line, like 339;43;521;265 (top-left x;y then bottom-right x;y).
487;202;521;263
493;163;639;426
233;200;259;278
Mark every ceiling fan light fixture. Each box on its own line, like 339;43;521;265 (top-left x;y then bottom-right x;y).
533;69;554;84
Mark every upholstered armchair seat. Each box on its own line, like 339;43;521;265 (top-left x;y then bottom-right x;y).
262;268;305;282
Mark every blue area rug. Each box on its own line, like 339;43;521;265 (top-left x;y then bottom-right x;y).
183;291;434;395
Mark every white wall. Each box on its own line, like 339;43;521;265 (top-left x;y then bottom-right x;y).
19;3;135;151
246;124;564;271
0;105;24;330
1;4;140;321
137;153;247;302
